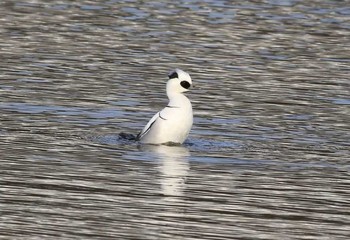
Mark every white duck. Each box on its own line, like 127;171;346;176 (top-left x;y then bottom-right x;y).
137;69;193;144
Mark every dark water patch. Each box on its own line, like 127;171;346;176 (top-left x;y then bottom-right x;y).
84;133;139;146
186;138;240;152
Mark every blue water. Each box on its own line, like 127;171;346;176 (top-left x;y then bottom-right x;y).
1;0;349;239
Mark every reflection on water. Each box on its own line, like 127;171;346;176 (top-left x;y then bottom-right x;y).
1;0;349;239
144;145;190;197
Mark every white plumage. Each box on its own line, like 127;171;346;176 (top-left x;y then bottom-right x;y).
137;69;193;145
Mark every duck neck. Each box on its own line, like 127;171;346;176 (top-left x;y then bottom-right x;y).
167;93;191;109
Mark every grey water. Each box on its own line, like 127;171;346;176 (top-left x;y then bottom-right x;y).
0;0;349;239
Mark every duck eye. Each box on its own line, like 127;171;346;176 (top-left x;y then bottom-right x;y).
168;72;178;79
180;81;191;89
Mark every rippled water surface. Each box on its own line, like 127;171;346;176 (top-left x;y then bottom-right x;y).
1;0;349;239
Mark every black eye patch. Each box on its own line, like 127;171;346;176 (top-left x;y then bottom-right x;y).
180;81;191;89
168;71;178;79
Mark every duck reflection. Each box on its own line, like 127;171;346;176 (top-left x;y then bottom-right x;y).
142;144;190;197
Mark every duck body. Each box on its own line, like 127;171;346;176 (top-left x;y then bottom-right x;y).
137;69;193;145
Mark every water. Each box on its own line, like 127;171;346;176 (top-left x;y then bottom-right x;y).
1;0;349;239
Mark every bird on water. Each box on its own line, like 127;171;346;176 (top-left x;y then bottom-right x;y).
137;69;193;145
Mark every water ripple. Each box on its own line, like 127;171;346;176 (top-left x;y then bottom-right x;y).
1;0;349;239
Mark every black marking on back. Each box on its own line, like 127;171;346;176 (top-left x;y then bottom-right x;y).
181;81;191;89
166;105;180;108
136;119;157;140
168;71;178;79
